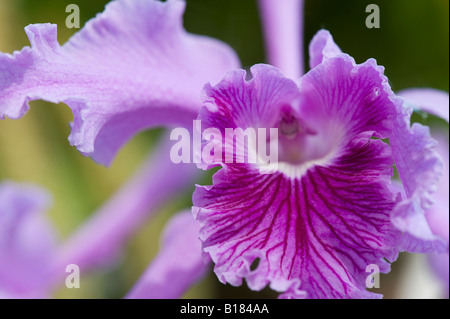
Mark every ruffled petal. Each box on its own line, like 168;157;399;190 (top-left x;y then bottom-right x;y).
194;62;404;298
399;87;450;295
258;0;304;78
126;211;209;299
390;87;448;254
298;54;396;141
398;88;449;123
308;29;343;69
0;0;240;165
398;89;448;246
201;64;300;130
198;64;299;171
389;103;446;253
0;182;56;298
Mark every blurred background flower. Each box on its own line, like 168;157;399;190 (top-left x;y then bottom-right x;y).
0;0;448;298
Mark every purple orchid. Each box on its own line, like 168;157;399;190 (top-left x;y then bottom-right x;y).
191;30;445;298
0;0;448;299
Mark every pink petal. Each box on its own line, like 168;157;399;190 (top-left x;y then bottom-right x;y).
398;88;449;123
126;211;209;299
258;0;304;78
0;0;240;165
308;29;343;69
0;182;56;297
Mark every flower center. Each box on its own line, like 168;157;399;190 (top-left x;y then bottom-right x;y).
279;113;300;138
273;108;343;178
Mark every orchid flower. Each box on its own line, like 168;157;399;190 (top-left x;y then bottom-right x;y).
191;32;445;298
0;0;448;299
191;2;447;298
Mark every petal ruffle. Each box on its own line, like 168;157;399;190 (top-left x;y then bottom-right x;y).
306;30;447;254
298;54;396;141
126;211;209;299
389;103;446;252
0;0;240;165
0;182;56;298
395;88;449;296
201;64;299;130
198;64;299;170
308;30;343;69
391;88;448;253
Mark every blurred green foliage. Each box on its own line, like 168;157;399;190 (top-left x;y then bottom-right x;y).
0;0;448;299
